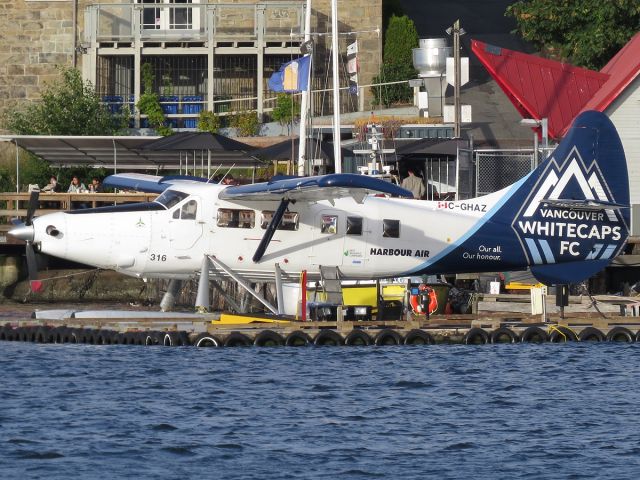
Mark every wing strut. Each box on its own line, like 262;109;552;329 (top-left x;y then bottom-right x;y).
252;199;290;263
207;255;278;314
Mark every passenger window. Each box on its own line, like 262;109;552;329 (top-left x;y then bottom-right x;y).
261;211;299;231
383;219;400;238
217;208;254;228
321;215;338;234
181;200;197;220
346;216;363;235
172;209;180;219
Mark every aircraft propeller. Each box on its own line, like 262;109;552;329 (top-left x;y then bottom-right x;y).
9;190;43;292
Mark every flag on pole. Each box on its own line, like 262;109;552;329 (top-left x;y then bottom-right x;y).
268;55;311;93
347;41;359;96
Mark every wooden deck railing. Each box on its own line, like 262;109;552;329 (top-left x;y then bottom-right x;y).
0;192;157;237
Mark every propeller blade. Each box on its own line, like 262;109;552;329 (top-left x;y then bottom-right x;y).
25;190;39;226
25;243;37;280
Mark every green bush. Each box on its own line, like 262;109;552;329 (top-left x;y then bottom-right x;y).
137;63;172;136
197;110;221;134
370;15;418;106
3;66;129;135
271;94;300;135
371;62;417;107
230;111;260;137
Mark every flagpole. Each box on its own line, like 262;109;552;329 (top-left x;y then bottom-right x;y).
298;0;312;177
331;0;342;173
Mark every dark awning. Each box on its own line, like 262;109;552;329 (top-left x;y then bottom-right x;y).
139;131;257;152
0;135;264;170
253;137;351;162
395;138;468;156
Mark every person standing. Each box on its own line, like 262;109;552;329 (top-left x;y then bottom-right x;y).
401;168;425;199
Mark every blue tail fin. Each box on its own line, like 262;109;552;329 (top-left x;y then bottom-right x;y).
516;111;629;284
426;110;630;285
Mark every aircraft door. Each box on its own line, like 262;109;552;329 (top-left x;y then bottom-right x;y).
168;197;204;250
311;210;345;266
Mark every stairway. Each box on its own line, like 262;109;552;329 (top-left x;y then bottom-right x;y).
319;266;343;304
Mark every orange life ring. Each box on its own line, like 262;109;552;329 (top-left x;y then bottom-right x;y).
410;285;438;315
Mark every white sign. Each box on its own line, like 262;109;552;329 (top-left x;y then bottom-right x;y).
443;104;472;123
446;57;469;86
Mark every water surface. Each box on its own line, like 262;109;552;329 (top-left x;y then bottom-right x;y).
1;342;640;479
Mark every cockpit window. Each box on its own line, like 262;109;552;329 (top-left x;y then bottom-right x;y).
181;200;197;220
155;190;189;209
172;199;198;220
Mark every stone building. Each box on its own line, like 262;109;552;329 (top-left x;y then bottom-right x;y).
0;0;382;130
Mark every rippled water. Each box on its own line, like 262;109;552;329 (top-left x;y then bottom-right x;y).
2;343;640;479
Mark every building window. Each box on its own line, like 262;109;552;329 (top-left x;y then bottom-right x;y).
261;211;299;230
346;216;363;236
217;208;255;228
383;219;400;238
321;215;338;234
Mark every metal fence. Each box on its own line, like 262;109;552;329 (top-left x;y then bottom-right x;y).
475;149;535;197
474;147;557;197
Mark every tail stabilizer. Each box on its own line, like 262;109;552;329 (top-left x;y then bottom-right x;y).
425;111;629;285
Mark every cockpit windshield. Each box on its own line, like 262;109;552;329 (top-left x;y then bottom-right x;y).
154;189;189;209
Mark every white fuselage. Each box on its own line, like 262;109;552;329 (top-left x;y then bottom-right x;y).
32;182;507;283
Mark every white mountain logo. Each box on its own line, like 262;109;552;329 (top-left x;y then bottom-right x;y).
512;148;623;265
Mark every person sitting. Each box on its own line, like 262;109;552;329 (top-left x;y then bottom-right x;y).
42;175;61;193
88;177;103;193
68;175;88;209
42;175;61;209
68;175;87;193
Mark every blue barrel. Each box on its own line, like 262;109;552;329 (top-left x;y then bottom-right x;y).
160;96;179;114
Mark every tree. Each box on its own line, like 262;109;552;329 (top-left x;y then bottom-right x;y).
137;63;173;136
383;14;419;65
3;66;129;135
370;15;419;106
506;0;640;70
271;94;300;135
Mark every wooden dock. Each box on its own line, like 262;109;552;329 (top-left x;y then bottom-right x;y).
2;307;640;346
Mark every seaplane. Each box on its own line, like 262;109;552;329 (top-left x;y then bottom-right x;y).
8;111;630;315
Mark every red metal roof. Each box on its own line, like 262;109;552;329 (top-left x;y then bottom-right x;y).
576;32;640;117
471;39;608;139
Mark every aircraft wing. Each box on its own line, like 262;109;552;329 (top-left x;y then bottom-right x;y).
219;174;413;203
103;173;208;193
541;198;627;210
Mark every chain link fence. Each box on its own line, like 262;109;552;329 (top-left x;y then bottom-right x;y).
475;150;535;197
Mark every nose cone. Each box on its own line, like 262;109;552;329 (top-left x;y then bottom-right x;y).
8;223;35;242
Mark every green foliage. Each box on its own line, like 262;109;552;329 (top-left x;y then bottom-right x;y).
137;63;172;136
370;15;418;106
0;165;15;193
271;94;300;134
230;111;261;137
371;62;416;107
383;15;419;65
3;66;129;135
506;0;640;69
19;155;51;189
197;110;221;134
